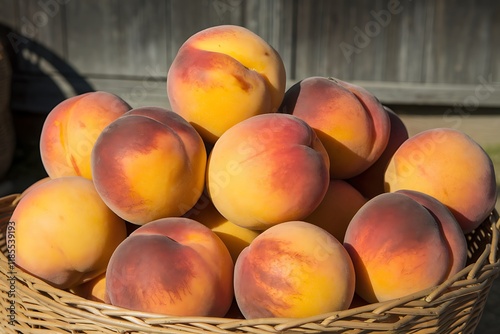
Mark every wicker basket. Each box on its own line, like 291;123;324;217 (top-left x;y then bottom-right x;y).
1;193;499;334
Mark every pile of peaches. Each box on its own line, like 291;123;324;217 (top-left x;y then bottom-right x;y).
9;25;497;320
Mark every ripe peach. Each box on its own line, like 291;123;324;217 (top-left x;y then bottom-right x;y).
9;176;127;289
105;217;234;317
343;192;451;303
234;221;355;318
167;24;287;144
280;77;390;179
71;272;108;303
206;113;330;230
348;106;409;198
184;193;260;263
384;128;497;233
40;91;131;179
304;179;367;242
396;189;467;277
91;107;207;225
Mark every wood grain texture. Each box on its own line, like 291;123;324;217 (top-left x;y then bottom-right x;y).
65;0;168;77
1;0;498;109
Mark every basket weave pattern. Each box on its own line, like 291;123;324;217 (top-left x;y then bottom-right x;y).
1;193;499;333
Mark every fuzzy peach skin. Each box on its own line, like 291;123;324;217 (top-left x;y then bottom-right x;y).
91;107;207;225
184;193;261;263
396;189;467;278
304;179;367;243
234;221;355;318
348;106;409;199
206;113;330;230
167;24;286;144
71;272;108;303
106;217;234;317
343;192;451;303
384;128;497;233
40;91;131;179
279;77;390;179
9;176;127;289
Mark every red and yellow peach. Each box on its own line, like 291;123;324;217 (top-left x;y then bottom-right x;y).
343;192;454;303
10;176;127;289
105;217;234;317
91;107;207;225
206;113;330;230
167;25;287;144
384;128;497;233
280;76;390;179
40;91;131;179
234;221;355;318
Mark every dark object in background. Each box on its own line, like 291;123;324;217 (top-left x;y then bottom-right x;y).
0;26;15;180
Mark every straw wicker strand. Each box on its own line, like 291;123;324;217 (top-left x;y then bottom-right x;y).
0;193;499;333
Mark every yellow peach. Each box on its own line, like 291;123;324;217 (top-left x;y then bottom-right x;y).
206;113;330;230
91;107;207;225
384;128;497;233
40;91;131;179
9;176;127;289
280;77;390;179
167;25;286;144
184;193;260;263
106;217;234;317
234;221;355;318
304;179;367;243
344;192;451;303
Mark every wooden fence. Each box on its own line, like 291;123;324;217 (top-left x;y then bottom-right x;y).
0;0;499;113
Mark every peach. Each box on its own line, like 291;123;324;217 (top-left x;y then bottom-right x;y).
206;113;330;230
105;217;234;317
40;91;131;179
384;128;497;233
304;179;367;243
91;107;207;225
71;272;108;303
348;106;409;198
167;24;287;144
280;77;390;179
234;221;355;318
396;189;467;277
343;192;451;303
9;176;127;289
184;193;260;263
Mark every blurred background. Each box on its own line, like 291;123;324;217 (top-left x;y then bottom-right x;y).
0;0;499;331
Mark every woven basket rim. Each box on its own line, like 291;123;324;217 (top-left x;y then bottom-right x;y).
1;192;499;333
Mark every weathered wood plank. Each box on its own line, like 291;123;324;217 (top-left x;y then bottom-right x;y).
485;0;500;84
382;0;427;83
14;0;66;73
423;0;498;84
4;0;500;112
11;72;500;114
295;0;350;80
352;79;500;107
65;0;168;77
